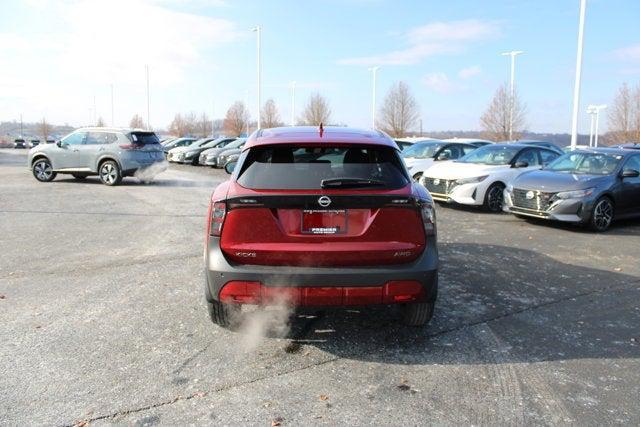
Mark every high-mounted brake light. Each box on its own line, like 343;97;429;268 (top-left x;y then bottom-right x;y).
209;201;226;236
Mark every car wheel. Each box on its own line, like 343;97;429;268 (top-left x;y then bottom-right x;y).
483;183;505;213
401;301;435;326
207;300;241;328
32;158;57;182
412;172;423;182
72;174;87;180
99;160;122;186
589;197;614;232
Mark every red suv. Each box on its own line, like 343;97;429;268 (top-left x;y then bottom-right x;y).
204;127;438;326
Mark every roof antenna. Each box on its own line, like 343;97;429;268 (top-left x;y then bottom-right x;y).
319;122;324;138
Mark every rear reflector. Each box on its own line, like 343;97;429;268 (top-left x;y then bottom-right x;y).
218;281;423;306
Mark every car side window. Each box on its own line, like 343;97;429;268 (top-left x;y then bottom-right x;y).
61;132;86;145
624;155;640;171
540;149;560;166
462;145;476;155
516;149;540;166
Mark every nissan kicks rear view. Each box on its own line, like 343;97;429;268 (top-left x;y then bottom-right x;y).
204;127;439;327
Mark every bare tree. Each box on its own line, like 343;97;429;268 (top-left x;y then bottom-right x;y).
262;99;282;128
480;83;527;141
198;112;212;137
300;93;331;125
223;102;250;137
379;81;420;138
184;112;198;136
607;82;640;144
38;118;50;141
96;117;106;127
130;114;146;129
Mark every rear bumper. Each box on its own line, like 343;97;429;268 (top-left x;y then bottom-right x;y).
205;235;438;305
121;158;167;176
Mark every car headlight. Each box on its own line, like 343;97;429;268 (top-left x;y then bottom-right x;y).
554;188;595;200
185;152;195;158
418;175;428;186
455;175;488;185
506;183;514;193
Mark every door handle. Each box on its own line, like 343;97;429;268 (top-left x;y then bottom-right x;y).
72;149;79;152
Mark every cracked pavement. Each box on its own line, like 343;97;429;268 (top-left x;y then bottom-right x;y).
1;149;639;425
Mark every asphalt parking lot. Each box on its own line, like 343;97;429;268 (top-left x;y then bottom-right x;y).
1;148;639;425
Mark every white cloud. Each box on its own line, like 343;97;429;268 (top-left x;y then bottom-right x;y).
612;43;640;62
422;72;457;93
338;19;500;66
458;65;482;79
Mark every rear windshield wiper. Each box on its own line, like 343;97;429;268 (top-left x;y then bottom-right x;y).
321;178;386;188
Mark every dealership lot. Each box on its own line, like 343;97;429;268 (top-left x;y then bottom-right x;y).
1;148;639;425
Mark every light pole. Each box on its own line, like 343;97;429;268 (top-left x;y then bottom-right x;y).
587;105;596;147
501;50;524;141
590;104;607;147
252;26;262;130
290;81;296;126
368;66;380;129
145;65;151;129
110;84;114;126
570;0;587;150
93;95;97;125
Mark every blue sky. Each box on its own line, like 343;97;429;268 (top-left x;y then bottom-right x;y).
0;0;638;133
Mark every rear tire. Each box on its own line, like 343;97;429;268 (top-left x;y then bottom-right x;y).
32;158;56;182
207;300;240;328
99;160;122;186
483;183;505;213
401;301;435;326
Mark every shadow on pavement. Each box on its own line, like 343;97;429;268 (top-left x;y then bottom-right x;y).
240;243;640;365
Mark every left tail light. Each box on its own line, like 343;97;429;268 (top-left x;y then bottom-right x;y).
208;201;227;236
419;201;436;235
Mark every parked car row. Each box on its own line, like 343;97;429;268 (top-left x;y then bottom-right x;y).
409;140;640;231
12;138;55;148
163;136;246;168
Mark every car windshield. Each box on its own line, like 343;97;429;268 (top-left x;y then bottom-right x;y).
402;141;444;159
544;152;623;175
457;145;521;165
237;145;409;190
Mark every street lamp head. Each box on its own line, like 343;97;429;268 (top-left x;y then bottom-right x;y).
368;66;380;72
501;50;524;57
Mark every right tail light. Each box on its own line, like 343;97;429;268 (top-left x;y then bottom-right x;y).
419;201;436;235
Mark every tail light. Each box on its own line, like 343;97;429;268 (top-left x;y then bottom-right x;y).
419;201;436;235
209;201;227;236
119;143;143;150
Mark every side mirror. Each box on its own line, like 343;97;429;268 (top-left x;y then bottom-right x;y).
56;140;63;147
437;152;451;161
513;161;529;168
621;168;640;178
224;161;237;174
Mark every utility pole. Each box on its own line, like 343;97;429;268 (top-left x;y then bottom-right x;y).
368;66;380;129
252;26;262;130
244;89;250;136
290;81;296;126
93;95;97;125
20;114;23;137
501;50;524;141
570;0;587;150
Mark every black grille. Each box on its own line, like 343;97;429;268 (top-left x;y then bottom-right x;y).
512;189;555;211
423;178;455;194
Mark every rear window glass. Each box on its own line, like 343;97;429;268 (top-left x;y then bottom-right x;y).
129;132;160;144
237;145;409;190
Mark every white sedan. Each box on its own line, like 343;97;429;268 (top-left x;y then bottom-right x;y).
419;144;562;212
402;140;478;181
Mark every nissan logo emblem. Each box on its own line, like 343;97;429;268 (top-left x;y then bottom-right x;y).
318;196;332;207
525;191;535;200
433;178;440;185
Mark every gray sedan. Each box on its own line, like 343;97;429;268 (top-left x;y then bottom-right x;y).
504;148;640;231
199;138;245;167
